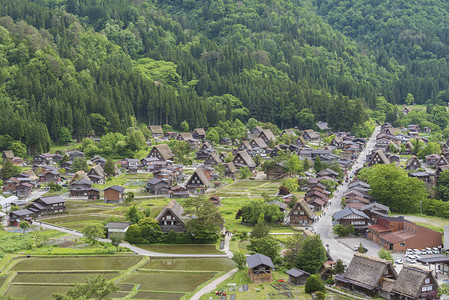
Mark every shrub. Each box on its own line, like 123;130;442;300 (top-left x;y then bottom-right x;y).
305;274;325;293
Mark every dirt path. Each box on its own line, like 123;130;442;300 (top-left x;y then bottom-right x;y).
190;268;238;300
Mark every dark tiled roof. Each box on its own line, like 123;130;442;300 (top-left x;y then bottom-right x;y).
246;253;274;269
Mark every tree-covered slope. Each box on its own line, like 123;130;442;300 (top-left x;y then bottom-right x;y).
0;0;426;152
316;0;449;104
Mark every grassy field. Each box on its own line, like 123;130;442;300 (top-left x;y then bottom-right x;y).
11;256;141;271
13;272;118;283
2;254;235;299
392;214;448;232
214;180;280;197
143;258;235;271
135;244;222;254
124;271;214;292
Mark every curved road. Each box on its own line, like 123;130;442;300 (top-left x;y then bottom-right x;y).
314;125;380;265
38;221;233;258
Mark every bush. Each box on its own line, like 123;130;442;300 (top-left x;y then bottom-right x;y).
305;274;325;293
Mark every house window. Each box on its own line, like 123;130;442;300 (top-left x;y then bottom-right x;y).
166;215;171;220
300;211;304;215
400;243;405;246
425;278;430;284
351;221;365;225
294;211;298;215
422;285;432;292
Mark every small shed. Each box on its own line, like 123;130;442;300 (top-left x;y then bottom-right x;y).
246;253;274;283
286;268;310;286
105;222;130;238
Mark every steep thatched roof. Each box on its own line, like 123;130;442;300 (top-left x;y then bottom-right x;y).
68;171;89;185
251;137;267;149
287;198;315;219
233;151;256;168
150;144;174;160
368;150;390;165
3;150;14;159
187;169;210;187
156;199;186;223
391;266;435;298
193;128;206;136
179;132;193;141
344;253;396;289
260;129;276;142
149;125;163;134
88;165;106;178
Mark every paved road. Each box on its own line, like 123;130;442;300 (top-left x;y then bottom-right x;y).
314;125;380;265
190;268;239;300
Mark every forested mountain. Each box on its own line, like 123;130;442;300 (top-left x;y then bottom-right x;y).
316;0;449;104
0;0;447;154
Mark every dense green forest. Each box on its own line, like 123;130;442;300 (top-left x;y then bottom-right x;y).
0;0;448;154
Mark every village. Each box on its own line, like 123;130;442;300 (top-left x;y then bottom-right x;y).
0;118;449;300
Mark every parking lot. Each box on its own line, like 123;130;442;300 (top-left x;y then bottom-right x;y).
338;237;382;255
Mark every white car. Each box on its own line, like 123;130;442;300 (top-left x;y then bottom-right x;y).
406;256;417;263
420;249;427;255
405;250;415;257
433;248;439;254
413;249;421;255
394;258;403;264
426;248;433;255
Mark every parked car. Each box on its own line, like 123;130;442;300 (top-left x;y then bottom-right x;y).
413;249;421;255
420;249;427;255
405;250;415;257
394;258;403;264
406;256;417;263
426;248;433;255
433;248;440;254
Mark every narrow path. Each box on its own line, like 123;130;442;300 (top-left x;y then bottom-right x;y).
190;268;239;300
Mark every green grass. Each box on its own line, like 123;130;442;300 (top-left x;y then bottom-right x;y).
133;291;184;299
143;258;235;271
6;285;71;300
13;272;118;283
123;271;214;292
134;244;222;254
11;256;142;271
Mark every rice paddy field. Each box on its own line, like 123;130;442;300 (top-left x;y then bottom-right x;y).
1;255;236;300
214;180;281;197
135;244;222;254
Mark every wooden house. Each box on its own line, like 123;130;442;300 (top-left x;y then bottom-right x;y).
192;128;206;140
390;266;439;300
250;137;268;149
186;169;210;194
28;196;66;215
238;141;253;152
67;150;85;161
87;165;106;184
332;206;371;234
246;253;274;283
156;199;186;233
425;154;440;166
103;185;125;203
224;162;237;179
316;168;339;179
177;132;193;142
335;253;398;298
295;136;306;147
9;209;34;226
204;152;222;166
2;178;19;194
147;144;174;161
301;130;320;142
437;155;448;167
405;156;422;170
259;129;276;144
285;199;315;226
281;129;297;137
87;188;101;201
34;153;54;165
69;179;93;197
38;170;61;183
360;202;389;222
232;151;256;171
68;170;89;185
209;195;221;206
16;183;33;198
286;268;310;286
250;126;263;138
146;178;170;195
367;150;390;166
149;125;164;137
2;150;14;162
169;185;189;198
